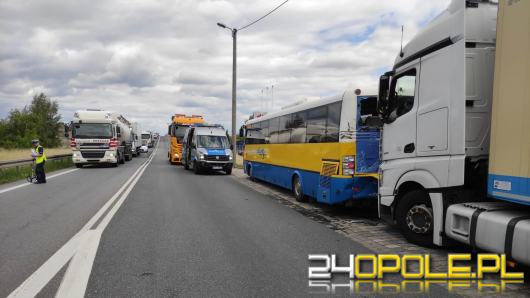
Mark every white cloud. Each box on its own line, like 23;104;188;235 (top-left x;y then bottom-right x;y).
0;0;450;131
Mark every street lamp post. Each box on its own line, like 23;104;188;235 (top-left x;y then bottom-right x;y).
217;23;238;151
216;0;289;151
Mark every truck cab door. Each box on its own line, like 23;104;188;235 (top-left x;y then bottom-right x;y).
382;63;420;161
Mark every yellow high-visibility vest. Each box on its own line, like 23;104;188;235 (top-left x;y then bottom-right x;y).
35;145;47;164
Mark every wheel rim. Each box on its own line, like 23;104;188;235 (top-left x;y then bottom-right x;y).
294;178;301;197
405;204;433;234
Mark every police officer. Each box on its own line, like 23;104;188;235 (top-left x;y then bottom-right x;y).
31;139;47;184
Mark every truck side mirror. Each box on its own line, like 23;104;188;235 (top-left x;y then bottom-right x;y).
239;126;244;138
378;71;393;118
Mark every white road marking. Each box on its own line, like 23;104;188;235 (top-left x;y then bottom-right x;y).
55;146;157;297
54;231;101;298
0;169;79;195
7;146;158;298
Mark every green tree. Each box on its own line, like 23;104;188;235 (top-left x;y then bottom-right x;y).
28;93;62;147
0;93;62;148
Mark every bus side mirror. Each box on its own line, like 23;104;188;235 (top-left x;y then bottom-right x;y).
116;126;121;138
239;127;244;138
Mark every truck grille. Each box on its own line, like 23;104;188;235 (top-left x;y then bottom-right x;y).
205;155;229;161
81;151;106;159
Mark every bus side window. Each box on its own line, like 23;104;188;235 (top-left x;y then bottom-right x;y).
290;111;306;143
306;106;327;143
325;102;341;142
269;117;280;144
260;120;270;143
279;115;292;144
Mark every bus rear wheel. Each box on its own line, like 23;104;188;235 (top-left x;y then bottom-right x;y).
395;189;434;247
292;175;306;202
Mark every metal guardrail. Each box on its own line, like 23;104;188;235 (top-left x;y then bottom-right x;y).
0;154;73;169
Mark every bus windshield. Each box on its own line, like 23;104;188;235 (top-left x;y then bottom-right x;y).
142;134;151;140
73;123;113;138
197;135;229;149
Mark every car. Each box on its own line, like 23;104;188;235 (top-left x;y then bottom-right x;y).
139;145;148;153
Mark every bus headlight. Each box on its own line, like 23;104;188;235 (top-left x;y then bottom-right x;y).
342;155;355;176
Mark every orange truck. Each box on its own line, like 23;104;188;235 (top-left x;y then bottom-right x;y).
168;114;205;164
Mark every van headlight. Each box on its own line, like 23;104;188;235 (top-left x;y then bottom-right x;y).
229;155;233;160
199;154;205;160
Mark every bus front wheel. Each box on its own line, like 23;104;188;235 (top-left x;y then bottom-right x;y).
292;175;306;202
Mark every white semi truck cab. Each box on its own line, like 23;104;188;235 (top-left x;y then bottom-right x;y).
70;110;133;167
377;0;530;266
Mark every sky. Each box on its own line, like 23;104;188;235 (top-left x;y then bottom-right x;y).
0;0;450;133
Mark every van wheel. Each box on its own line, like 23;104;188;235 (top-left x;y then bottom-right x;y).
193;161;200;174
395;190;434;247
75;164;83;168
292;175;306;202
225;166;232;175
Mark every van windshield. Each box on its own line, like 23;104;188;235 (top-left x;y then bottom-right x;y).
73;123;113;138
197;135;229;149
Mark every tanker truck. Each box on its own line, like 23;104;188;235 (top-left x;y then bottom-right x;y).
70;110;134;167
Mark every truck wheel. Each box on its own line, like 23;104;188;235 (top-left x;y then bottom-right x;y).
395;190;434;247
292;175;306;202
119;153;125;164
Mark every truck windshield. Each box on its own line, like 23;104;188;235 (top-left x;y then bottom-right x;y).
197;135;229;149
142;134;151;139
73;123;113;138
172;125;188;139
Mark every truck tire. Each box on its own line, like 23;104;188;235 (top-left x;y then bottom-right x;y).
395;189;434;247
292;175;306;202
119;152;125;164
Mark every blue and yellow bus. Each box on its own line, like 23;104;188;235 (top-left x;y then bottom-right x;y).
241;90;380;205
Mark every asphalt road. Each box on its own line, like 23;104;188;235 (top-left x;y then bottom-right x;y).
0;150;151;297
1;141;457;297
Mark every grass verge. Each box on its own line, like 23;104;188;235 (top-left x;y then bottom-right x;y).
0;158;73;185
0;147;72;162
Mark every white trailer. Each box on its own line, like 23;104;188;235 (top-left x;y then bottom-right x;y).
377;0;530;266
70;110;134;167
131;122;142;156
